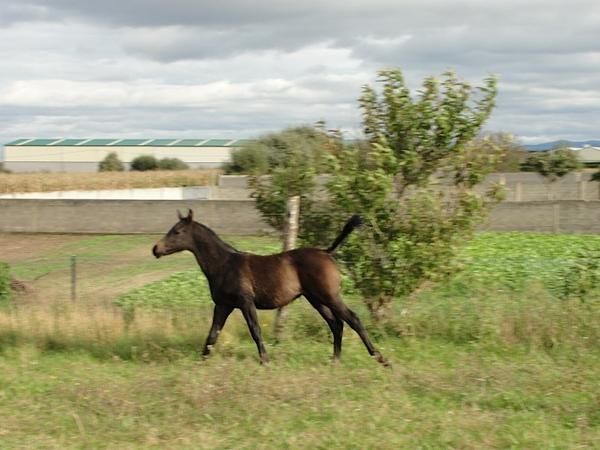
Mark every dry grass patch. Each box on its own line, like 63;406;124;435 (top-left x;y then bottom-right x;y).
0;169;220;193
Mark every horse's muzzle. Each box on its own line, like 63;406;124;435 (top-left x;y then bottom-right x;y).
152;244;161;258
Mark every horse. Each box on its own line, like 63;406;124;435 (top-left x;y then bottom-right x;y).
152;209;389;366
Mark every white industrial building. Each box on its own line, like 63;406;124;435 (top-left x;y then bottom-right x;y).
2;138;249;172
570;146;600;167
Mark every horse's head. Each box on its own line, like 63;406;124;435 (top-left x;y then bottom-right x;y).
152;209;196;258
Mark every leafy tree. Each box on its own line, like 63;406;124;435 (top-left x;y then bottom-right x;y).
232;126;342;233
157;158;189;170
300;69;501;322
224;144;269;174
472;133;528;172
98;152;125;172
521;146;581;181
130;155;159;171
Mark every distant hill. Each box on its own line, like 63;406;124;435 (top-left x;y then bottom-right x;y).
525;140;600;151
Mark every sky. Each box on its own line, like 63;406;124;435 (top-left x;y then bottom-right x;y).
1;0;599;157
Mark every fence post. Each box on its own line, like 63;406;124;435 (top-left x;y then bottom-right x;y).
515;182;522;202
552;202;560;233
274;196;300;341
71;255;77;302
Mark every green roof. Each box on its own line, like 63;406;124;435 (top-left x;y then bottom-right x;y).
51;139;88;146
146;139;177;146
21;139;62;146
172;139;205;147
5;138;248;147
200;139;232;146
5;138;31;146
82;139;118;146
113;139;148;146
230;139;252;147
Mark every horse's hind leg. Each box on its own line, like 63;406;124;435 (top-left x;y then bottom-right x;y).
305;296;344;361
329;297;390;367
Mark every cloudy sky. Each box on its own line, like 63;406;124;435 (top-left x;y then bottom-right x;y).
1;0;599;154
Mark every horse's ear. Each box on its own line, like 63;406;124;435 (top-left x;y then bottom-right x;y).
187;209;194;221
177;210;184;220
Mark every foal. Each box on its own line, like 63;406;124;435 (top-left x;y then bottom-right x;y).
153;210;388;366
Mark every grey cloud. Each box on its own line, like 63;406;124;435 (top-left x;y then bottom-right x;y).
1;0;599;145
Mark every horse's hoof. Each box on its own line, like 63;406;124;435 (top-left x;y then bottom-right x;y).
374;353;391;368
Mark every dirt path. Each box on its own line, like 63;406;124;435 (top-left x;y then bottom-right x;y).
0;234;82;263
1;233;196;306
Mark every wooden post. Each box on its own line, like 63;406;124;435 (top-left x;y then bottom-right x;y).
579;180;586;201
515;182;522;202
274;196;300;341
71;255;77;302
552;202;560;233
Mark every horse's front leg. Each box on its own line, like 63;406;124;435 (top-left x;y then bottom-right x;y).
202;303;233;358
240;300;269;364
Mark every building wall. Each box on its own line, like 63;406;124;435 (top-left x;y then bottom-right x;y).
3;145;233;172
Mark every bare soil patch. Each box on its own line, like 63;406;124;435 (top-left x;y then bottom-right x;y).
0;234;82;263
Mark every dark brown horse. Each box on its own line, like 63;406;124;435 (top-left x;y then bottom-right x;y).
152;210;388;366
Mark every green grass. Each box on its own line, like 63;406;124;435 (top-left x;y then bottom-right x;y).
116;232;600;310
0;231;599;448
0;341;597;449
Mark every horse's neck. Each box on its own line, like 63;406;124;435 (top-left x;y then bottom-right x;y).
191;223;235;278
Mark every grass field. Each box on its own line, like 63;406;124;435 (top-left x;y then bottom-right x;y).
0;169;220;194
0;232;599;449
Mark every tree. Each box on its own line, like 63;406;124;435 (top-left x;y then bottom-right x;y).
300;69;501;322
521;146;581;181
130;155;159;171
98;152;125;172
232;126;342;233
472;133;528;172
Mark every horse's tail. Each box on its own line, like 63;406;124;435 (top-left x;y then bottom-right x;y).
326;215;362;254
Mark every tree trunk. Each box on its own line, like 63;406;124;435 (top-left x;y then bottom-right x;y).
366;296;393;324
274;196;300;341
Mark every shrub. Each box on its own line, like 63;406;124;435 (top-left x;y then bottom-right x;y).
553;247;600;301
130;155;159;171
157;158;189;171
0;262;10;303
98;152;125;172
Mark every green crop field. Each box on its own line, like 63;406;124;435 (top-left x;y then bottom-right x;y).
0;232;598;449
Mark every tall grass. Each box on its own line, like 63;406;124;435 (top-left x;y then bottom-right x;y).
1;232;598;449
1;283;598;361
0;169;220;193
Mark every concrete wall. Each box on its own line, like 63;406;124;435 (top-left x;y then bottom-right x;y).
0;200;270;235
1;199;600;235
217;173;600;202
484;201;600;234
